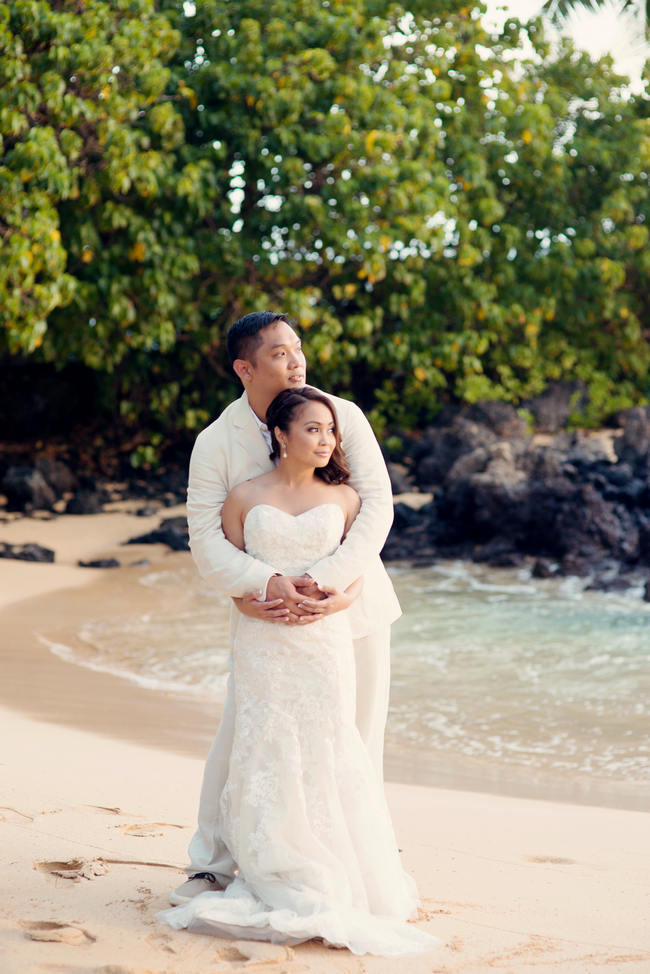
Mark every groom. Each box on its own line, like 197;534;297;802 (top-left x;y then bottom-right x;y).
171;311;401;905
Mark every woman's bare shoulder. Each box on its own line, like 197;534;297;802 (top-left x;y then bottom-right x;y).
334;482;361;512
225;472;277;512
224;478;256;509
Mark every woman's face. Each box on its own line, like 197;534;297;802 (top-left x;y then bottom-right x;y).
280;401;337;468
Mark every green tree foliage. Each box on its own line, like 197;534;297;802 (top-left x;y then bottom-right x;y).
0;0;201;425
403;19;650;427
167;0;481;428
1;0;648;447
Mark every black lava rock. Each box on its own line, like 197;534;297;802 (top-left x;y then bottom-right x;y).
2;467;56;512
77;558;121;568
532;558;556;579
392;502;425;532
522;381;587;433
411;418;498;488
604;462;635;487
585;576;632;593
34;457;78;496
471;537;519;564
615;406;650;466
65;490;104;515
382;496;441;562
159;469;188;503
554;485;640;563
464;400;530;439
387;462;414;495
126;515;189;551
0;541;55;562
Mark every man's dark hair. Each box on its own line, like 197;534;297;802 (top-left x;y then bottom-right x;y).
226;311;295;365
265;386;350;485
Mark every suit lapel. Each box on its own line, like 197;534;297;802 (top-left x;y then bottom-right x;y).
231;392;274;477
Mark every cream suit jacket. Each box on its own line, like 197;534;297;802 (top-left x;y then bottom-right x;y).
186;389;401;638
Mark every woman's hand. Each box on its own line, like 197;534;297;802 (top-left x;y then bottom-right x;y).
233;592;290;622
234;575;362;624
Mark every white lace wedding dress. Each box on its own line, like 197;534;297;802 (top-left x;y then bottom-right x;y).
159;503;437;955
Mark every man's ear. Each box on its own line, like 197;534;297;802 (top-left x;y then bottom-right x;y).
233;359;253;384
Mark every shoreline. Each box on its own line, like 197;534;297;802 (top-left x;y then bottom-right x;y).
1;510;650;971
8;578;649;813
1;508;649;812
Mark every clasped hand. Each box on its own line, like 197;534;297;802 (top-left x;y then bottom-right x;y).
236;573;352;625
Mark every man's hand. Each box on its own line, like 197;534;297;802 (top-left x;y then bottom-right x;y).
233;591;290;622
238;575;348;626
292;574;322;599
266;574;323;617
293;584;355;619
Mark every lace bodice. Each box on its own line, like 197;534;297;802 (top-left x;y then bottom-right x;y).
243;503;344;575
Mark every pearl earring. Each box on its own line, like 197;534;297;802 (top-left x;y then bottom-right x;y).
282;443;287;459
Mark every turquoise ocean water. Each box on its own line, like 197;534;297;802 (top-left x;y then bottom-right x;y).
47;559;650;808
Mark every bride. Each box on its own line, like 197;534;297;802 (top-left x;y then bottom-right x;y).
159;387;437;956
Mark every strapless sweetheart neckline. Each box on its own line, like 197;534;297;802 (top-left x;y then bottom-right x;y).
244;502;344;524
242;502;345;577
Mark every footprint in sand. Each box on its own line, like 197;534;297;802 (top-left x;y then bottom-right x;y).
81;803;126;815
219;940;295;964
144;931;296;967
21;920;96;945
526;855;576;865
0;806;34;823
34;858;110;882
117;822;185;837
420;898;482;919
487;933;558;965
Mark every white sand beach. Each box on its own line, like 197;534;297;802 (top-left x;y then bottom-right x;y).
1;509;649;973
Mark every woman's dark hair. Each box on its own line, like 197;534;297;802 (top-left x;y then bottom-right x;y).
265;387;350;485
226;311;295;365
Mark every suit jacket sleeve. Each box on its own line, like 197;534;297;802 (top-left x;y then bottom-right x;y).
307;400;393;591
186;428;279;597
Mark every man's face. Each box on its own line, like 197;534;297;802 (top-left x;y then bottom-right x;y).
244;321;307;401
